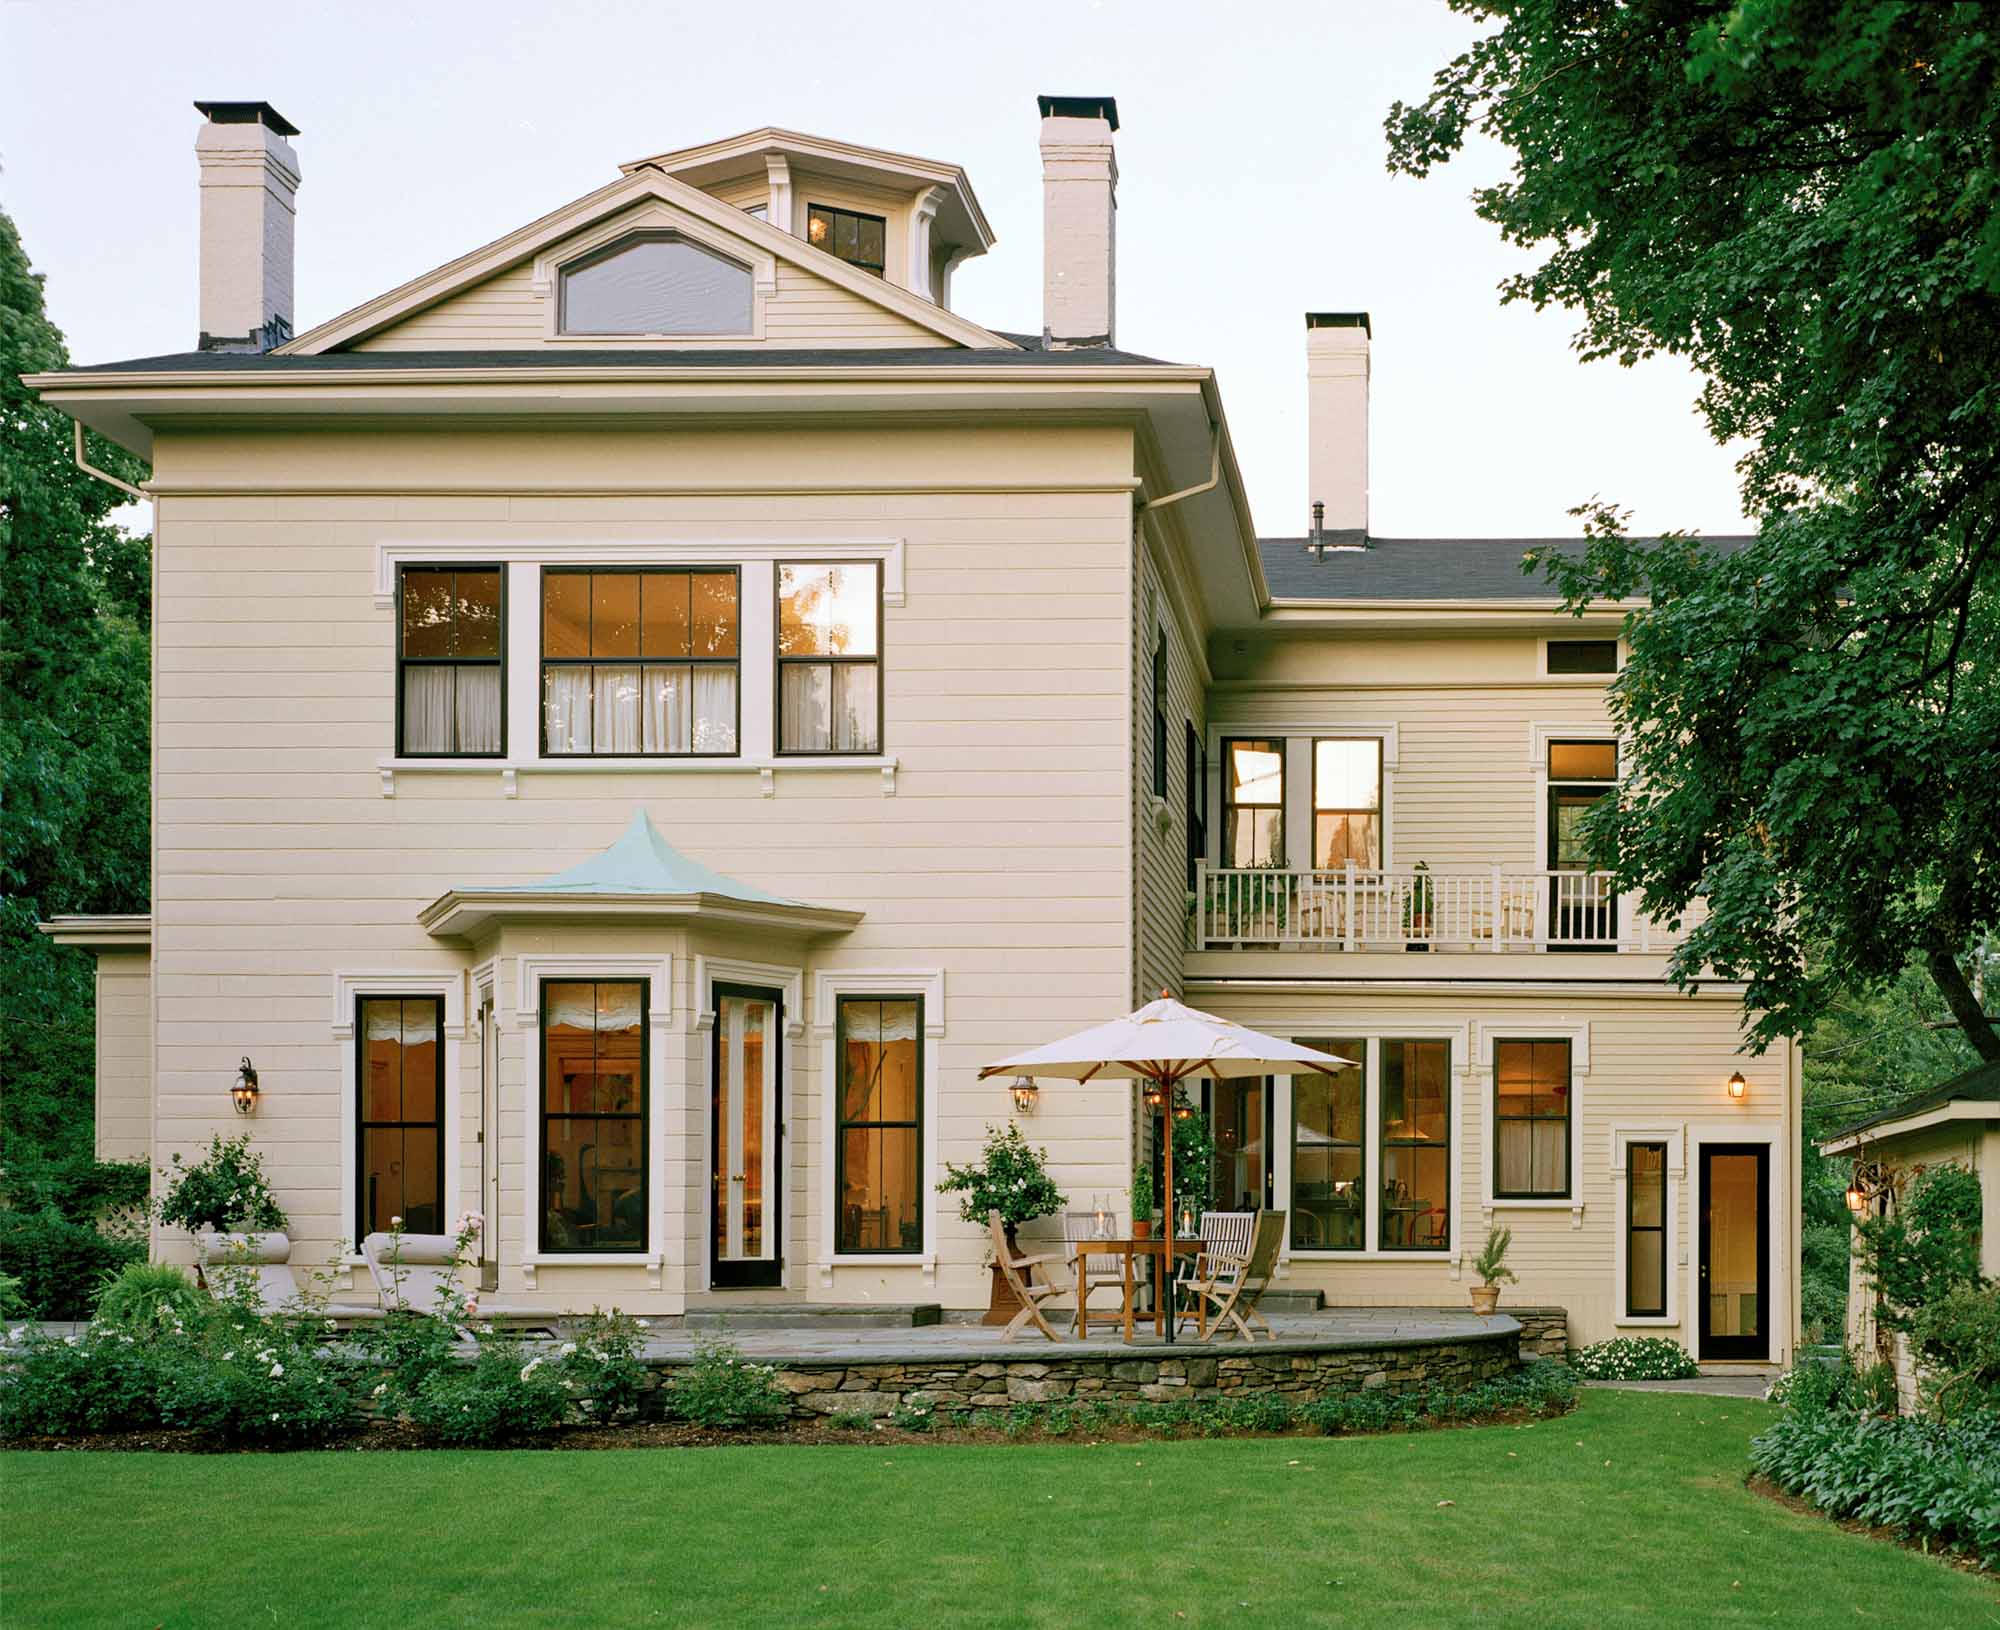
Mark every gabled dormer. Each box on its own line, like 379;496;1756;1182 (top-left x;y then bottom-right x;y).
619;127;994;309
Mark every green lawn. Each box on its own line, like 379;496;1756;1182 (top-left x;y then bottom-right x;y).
3;1391;1993;1629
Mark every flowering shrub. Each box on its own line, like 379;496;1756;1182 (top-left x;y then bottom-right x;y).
559;1309;650;1422
0;1324;165;1436
665;1339;788;1427
936;1124;1065;1230
404;1336;568;1446
1568;1336;1699;1381
156;1134;286;1235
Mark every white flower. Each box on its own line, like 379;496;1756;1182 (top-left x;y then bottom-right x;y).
222;1351;235;1361
559;1342;576;1356
636;1319;651;1330
390;1215;403;1229
372;1383;388;1398
270;1413;279;1422
270;1363;285;1377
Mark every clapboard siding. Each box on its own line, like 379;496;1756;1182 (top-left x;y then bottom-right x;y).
93;951;152;1163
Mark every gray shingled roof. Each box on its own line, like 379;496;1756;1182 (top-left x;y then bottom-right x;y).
1825;1059;2000;1143
1258;534;1756;601
55;336;1181;374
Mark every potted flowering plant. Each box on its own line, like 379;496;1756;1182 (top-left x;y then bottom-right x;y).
937;1124;1066;1324
158;1132;291;1287
1469;1224;1516;1315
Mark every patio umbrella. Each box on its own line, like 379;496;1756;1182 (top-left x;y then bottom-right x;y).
978;993;1354;1344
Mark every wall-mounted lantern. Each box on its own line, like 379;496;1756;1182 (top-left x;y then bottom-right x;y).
1845;1159;1888;1215
230;1056;261;1116
1009;1076;1040;1115
1143;1080;1167;1112
1725;1070;1748;1103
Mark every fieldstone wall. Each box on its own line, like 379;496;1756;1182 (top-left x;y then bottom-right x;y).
650;1332;1523;1420
1511;1307;1569;1359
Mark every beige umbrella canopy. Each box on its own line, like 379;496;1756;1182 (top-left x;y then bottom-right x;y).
979;993;1354;1342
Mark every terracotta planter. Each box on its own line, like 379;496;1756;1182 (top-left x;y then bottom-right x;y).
982;1221;1027;1326
1132;1218;1153;1239
1469;1283;1501;1316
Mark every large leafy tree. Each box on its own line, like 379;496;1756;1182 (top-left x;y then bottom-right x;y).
0;207;152;1192
1389;1;2000;1060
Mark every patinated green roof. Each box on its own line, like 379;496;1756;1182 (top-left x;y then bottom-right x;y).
486;810;802;906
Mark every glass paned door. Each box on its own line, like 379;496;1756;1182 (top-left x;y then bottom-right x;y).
1207;1079;1271;1212
712;986;782;1287
1699;1145;1769;1359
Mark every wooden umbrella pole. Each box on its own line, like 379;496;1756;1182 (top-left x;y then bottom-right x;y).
1161;1066;1177;1346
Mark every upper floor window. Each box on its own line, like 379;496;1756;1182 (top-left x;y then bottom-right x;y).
1184;723;1206;888
542;568;739;756
1151;633;1169;798
1494;1038;1571;1199
806;205;886;277
398;566;503;758
558;233;754;335
1223;738;1284;866
778;562;881;754
1547;638;1619;675
1313;738;1382;869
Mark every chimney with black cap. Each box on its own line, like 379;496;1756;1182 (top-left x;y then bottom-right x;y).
1038;94;1117;350
1306;312;1370;538
194;101;300;353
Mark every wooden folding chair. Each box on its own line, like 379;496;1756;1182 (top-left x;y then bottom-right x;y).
1178;1210;1285;1341
987;1211;1075;1342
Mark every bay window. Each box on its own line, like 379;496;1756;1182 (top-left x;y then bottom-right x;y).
542;567;739;756
778;562;881;753
540;981;647;1253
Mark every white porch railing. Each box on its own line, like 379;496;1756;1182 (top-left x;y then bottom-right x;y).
1193;862;1680;953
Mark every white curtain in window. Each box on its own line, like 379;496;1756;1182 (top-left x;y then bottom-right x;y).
643;666;688;754
403;669;455;754
782;663;877;752
455;667;502;754
544;666;593;753
833;664;879;752
692;665;736;752
544;986;644;1031
592;666;643;754
362;1000;439;1046
1497;1122;1566;1195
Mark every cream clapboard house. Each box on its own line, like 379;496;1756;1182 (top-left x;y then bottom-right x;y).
31;95;1800;1361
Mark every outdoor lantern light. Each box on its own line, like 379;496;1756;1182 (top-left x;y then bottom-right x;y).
1172;1090;1195;1121
1726;1070;1748;1102
1143;1080;1167;1111
230;1056;260;1116
1009;1075;1040;1115
1845;1181;1866;1214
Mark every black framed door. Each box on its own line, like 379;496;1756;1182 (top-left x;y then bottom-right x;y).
710;983;783;1288
1698;1144;1770;1360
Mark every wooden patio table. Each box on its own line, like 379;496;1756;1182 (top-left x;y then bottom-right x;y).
1069;1237;1184;1341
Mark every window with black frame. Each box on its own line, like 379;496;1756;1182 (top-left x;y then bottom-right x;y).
1151;632;1169;798
806;205;887;276
1627;1141;1668;1316
1223;738;1284;867
1495;1038;1571;1199
1547;740;1618;944
397;566;503;757
540;981;647;1253
836;996;922;1254
1312;738;1382;868
357;996;445;1238
1290;1038;1365;1250
1184;722;1206;888
541;568;738;756
1381;1039;1450;1250
778;562;881;753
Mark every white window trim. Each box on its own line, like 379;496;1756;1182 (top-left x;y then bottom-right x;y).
1687;1123;1787;1365
811;967;947;1286
533;200;776;346
691;954;805;1293
1262;1023;1468;1274
1610;1123;1683;1328
1475;1021;1589;1224
1537;634;1627;680
516;955;672;1276
1204;722;1399;872
332;970;467;1264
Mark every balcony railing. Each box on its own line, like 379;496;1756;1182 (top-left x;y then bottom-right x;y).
1193;862;1681;953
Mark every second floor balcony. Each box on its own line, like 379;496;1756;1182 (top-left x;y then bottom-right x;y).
1193;862;1685;954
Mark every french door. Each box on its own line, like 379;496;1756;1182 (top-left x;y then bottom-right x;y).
1699;1144;1770;1360
710;984;783;1288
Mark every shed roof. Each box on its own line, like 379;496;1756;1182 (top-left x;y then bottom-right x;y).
1258;534;1757;603
1822;1058;2000;1146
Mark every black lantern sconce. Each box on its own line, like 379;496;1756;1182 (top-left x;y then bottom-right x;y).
230;1056;260;1116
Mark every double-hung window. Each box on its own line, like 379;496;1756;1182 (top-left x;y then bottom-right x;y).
835;996;923;1254
1222;738;1284;866
1312;738;1382;868
357;996;445;1238
778;562;881;754
542;568;739;756
1151;633;1169;798
1494;1039;1572;1198
1627;1141;1668;1316
398;566;503;756
540;980;647;1253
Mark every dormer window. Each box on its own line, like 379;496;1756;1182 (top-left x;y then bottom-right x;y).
558;233;754;335
806;205;886;277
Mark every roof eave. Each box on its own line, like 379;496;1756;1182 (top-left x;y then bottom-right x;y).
1819;1097;2000;1156
418;889;865;942
36;914;153;951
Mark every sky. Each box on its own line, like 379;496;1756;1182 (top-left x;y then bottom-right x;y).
1;0;1752;540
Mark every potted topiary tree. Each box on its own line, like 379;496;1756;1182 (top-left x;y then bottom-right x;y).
1470;1224;1516;1315
1130;1167;1156;1239
937;1124;1066;1325
157;1132;290;1286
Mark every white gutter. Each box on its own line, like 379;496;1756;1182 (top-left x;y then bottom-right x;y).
72;421;149;504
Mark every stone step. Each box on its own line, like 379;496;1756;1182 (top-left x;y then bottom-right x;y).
685;1303;942;1331
1259;1288;1325;1314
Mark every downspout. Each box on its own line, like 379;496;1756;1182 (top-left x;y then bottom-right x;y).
73;421;150;504
1136;419;1221;517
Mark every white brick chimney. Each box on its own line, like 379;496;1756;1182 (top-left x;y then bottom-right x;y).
1306;312;1370;536
194;101;300;353
1038;95;1118;349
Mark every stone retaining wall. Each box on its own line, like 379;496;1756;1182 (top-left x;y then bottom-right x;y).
650;1331;1524;1420
1511;1307;1569;1359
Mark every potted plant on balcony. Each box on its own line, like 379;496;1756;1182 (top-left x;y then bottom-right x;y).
1469;1224;1516;1315
1130;1167;1155;1238
1403;860;1435;951
938;1124;1066;1326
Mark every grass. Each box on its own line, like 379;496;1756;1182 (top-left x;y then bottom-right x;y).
4;1391;1994;1629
